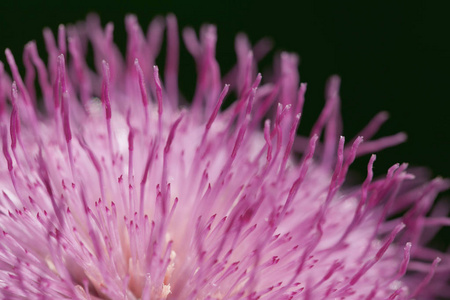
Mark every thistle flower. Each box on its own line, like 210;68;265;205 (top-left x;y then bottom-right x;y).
0;13;448;300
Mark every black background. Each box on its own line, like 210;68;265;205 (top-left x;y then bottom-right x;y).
0;1;449;248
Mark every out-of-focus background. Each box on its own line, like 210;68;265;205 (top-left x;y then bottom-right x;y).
0;1;448;248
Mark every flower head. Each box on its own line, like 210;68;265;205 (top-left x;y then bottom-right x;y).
0;14;448;299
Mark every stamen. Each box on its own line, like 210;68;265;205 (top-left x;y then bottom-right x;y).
165;14;179;107
25;42;53;113
5;49;37;124
409;257;441;298
68;34;91;107
153;65;163;141
101;60;114;164
58;25;66;56
134;59;149;130
58;55;74;178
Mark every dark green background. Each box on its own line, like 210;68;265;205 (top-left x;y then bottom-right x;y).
0;1;449;248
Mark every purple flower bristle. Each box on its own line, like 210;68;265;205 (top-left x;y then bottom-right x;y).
0;13;449;299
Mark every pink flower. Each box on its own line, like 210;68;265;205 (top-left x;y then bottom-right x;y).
0;14;448;299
